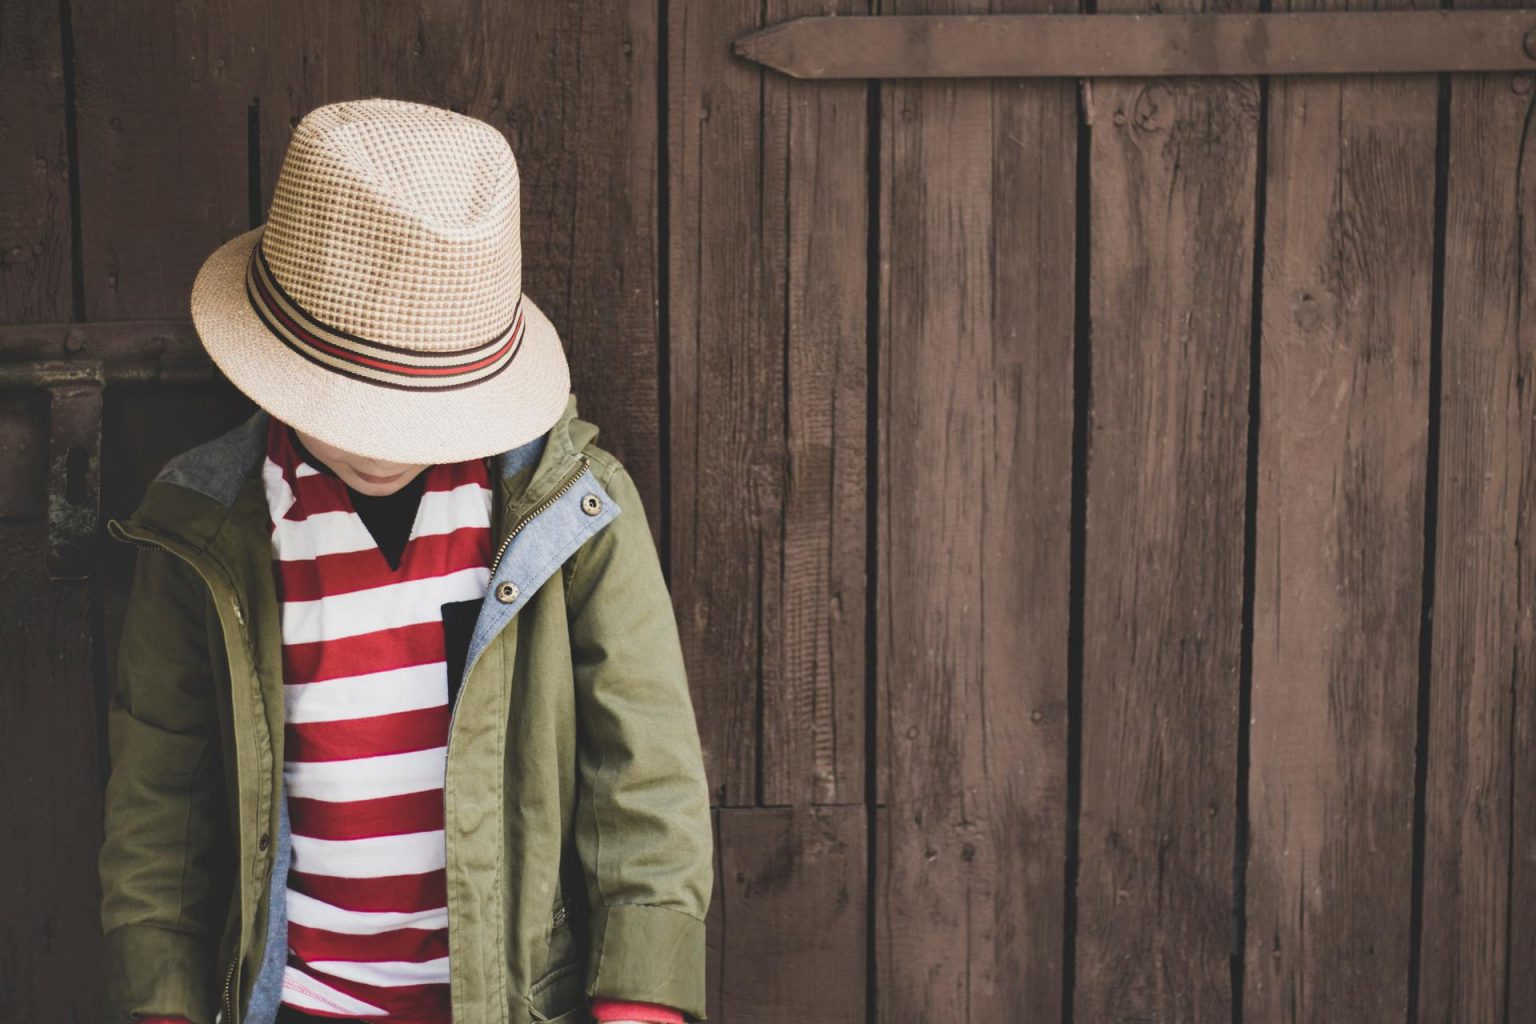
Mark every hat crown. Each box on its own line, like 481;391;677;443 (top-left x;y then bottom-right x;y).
259;98;523;352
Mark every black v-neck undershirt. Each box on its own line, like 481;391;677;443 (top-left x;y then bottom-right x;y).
287;426;427;571
286;426;481;698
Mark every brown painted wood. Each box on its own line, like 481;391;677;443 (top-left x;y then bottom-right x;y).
717;806;866;1023
0;7;102;1021
1071;24;1258;1024
0;522;104;1021
70;1;262;319
875;0;1076;1018
0;393;48;519
667;0;787;805
1417;28;1536;1021
1244;6;1437;1021
0;0;72;322
734;11;1536;80
1513;530;1536;1012
758;0;871;807
0;320;211;386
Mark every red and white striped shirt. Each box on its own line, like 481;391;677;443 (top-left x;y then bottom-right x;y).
262;416;494;1023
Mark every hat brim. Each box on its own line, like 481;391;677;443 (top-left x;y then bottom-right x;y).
189;225;572;465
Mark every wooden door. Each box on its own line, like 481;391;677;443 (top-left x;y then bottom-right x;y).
3;2;1531;1022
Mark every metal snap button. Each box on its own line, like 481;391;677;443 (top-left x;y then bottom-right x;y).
580;493;602;516
257;832;270;853
495;580;520;603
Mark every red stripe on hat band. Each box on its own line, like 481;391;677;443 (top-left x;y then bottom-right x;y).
245;241;525;387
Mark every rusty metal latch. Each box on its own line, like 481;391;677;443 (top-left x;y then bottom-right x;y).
0;321;214;580
42;365;104;581
734;11;1536;79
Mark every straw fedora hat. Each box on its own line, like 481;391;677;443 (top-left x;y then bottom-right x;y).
189;97;571;465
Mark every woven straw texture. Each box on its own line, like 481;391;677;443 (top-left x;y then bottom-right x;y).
189;97;570;465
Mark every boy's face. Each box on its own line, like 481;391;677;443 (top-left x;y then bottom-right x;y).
294;427;431;497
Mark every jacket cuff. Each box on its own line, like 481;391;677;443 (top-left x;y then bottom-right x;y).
590;998;685;1023
104;924;215;1024
587;904;708;1021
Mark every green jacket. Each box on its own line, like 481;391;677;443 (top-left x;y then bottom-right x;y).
99;392;713;1024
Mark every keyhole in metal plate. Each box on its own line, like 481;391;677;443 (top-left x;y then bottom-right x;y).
65;444;89;505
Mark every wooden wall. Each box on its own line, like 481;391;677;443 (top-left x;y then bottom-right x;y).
2;1;1532;1021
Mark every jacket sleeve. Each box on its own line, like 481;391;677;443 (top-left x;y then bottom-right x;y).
566;459;714;1021
99;543;226;1024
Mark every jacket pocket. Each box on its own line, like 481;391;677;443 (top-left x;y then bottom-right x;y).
527;961;584;1023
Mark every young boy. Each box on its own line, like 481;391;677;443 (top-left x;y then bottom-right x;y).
99;98;713;1024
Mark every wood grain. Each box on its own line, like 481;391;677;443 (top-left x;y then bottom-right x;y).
0;8;99;1021
1245;14;1438;1023
0;0;72;322
876;0;1076;1019
1073;71;1257;1024
1417;21;1536;1019
717;806;866;1023
69;0;263;319
760;0;870;807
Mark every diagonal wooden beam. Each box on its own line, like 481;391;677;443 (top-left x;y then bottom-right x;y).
734;11;1536;79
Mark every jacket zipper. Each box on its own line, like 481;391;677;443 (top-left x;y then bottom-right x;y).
431;452;593;1012
485;451;592;580
485;452;593;580
220;952;238;1024
455;451;593;719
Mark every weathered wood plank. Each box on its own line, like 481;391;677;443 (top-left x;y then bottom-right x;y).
717;806;866;1023
759;0;870;807
0;520;103;1022
667;0;786;805
70;0;261;318
0;394;48;519
498;0;663;502
0;8;99;1021
876;0;1076;1018
733;11;1536;80
0;0;72;322
1072;60;1258;1024
1417;34;1536;1022
1244;20;1437;1024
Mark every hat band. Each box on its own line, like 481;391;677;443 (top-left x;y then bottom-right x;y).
244;241;525;392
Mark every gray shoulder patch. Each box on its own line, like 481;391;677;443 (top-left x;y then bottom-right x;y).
497;431;549;478
156;408;270;508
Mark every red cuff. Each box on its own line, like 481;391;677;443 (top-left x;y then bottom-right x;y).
589;998;685;1024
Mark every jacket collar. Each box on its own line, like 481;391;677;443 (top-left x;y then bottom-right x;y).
111;390;595;555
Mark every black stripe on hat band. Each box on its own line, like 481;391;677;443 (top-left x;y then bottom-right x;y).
244;241;525;392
